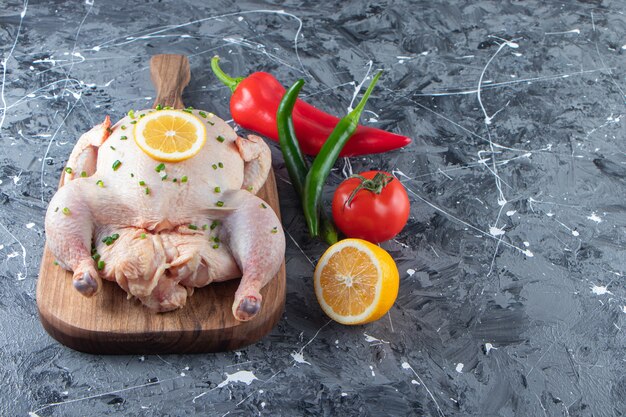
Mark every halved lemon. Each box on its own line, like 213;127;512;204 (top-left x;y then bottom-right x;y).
133;109;206;162
314;238;399;325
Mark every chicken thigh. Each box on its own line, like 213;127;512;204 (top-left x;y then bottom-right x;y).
45;109;285;321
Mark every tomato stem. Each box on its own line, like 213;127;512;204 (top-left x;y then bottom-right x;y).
344;172;394;207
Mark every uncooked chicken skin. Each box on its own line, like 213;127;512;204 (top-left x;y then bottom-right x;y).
45;109;285;321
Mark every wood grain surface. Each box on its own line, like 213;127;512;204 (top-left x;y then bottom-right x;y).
36;54;286;354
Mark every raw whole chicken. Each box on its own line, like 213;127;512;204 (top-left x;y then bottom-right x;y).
44;109;285;321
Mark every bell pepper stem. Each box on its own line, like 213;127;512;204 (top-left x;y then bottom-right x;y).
211;56;244;93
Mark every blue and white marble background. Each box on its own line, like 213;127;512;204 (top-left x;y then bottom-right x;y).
0;0;625;415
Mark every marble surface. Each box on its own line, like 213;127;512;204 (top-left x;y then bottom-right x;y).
1;0;625;415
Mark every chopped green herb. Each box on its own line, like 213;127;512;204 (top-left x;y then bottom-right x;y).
106;127;113;134
186;106;194;110
53;260;59;266
207;120;215;126
212;243;219;249
213;236;220;243
182;108;192;114
202;224;209;230
271;227;278;234
80;171;87;177
103;237;113;245
139;180;145;186
218;162;223;168
111;233;119;240
216;135;225;143
210;220;219;230
130;173;135;178
212;164;217;170
145;187;150;195
112;160;122;171
96;180;104;188
64;167;73;174
214;186;221;193
140;233;147;239
139;113;146;118
54;207;59;212
120;135;128;140
247;186;254;192
198;111;207;118
97;260;105;270
260;203;267;209
128;109;136;119
121;125;127;130
155;104;163;110
164;106;172;110
91;247;97;254
172;178;177;183
155;163;165;172
181;176;188;183
188;224;198;230
161;175;168;181
62;207;70;215
92;253;100;261
216;201;224;207
110;146;116;150
130;120;137;125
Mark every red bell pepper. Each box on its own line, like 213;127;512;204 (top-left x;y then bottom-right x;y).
210;56;411;156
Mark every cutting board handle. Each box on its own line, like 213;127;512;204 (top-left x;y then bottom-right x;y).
150;54;190;109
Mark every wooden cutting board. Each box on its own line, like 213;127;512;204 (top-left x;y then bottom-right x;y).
36;55;286;354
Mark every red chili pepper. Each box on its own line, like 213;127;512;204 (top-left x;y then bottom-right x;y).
211;56;411;156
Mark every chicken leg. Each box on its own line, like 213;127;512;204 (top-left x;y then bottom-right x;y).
217;190;285;321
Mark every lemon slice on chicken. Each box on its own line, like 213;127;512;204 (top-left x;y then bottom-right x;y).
134;110;206;162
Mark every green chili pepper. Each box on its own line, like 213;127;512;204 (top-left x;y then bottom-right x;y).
302;71;382;237
276;79;339;245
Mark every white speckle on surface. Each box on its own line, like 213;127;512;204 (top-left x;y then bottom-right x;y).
587;212;602;223
260;401;266;409
7;251;19;259
622;306;626;314
291;351;311;365
139;356;145;362
506;210;517;216
546;212;554;217
622;44;626;50
455;363;464;373
523;241;530;247
572;230;580;237
485;343;496;354
489;226;505;236
411;379;420;385
237;16;244;21
407;268;416;276
217;370;258;388
591;285;612;295
369;365;375;377
26;223;35;229
364;333;389;344
341;392;348;397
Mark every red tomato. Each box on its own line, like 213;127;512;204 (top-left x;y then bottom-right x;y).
332;171;410;243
